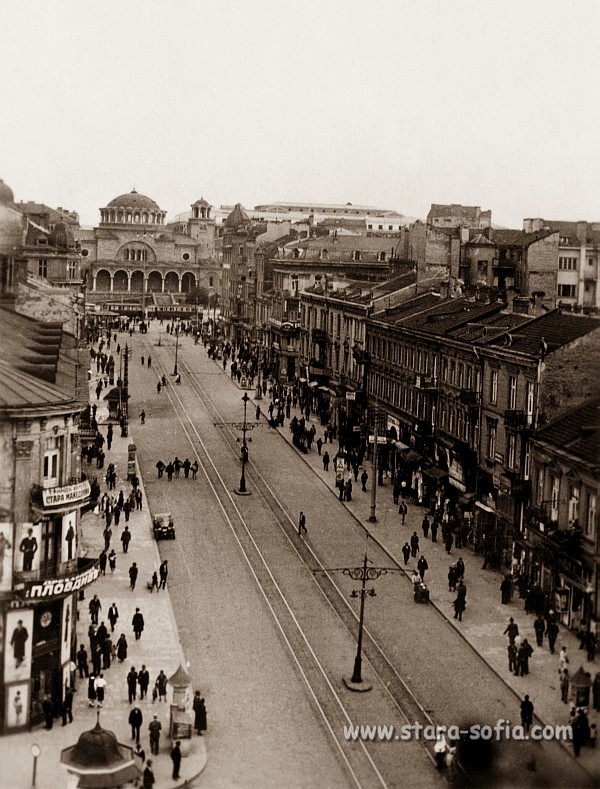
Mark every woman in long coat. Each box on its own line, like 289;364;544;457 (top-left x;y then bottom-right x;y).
193;691;207;735
116;633;128;662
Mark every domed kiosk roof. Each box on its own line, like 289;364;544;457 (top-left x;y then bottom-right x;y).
107;189;161;212
61;717;140;787
224;203;250;229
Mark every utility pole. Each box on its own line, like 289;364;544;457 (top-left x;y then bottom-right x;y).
173;322;180;376
236;392;251;495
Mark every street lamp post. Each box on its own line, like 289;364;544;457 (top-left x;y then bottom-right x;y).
30;743;40;788
173;322;180;376
368;409;379;523
237;392;251;495
318;547;399;691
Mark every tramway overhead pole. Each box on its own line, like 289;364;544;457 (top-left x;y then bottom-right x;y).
214;393;264;496
317;544;399;691
173;322;180;376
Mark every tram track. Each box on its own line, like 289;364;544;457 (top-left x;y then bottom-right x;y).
145;351;400;788
144;340;446;786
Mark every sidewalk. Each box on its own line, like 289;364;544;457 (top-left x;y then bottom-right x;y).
222;359;598;770
0;351;207;789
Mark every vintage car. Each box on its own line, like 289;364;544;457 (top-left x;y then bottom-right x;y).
152;512;175;540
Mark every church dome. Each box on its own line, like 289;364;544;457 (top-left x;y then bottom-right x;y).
0;178;14;204
49;221;75;250
224;203;250;229
107;189;161;212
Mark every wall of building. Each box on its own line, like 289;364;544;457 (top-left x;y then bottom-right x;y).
525;233;559;308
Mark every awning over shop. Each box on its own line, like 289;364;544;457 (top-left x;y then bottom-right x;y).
476;500;495;514
423;467;448;480
393;440;409;451
402;450;422;464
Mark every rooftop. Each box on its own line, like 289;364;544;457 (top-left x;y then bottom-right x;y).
534;397;600;467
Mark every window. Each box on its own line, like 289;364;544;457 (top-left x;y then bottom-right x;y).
43;436;60;488
81;248;89;258
487;421;497;460
182;252;190;261
508;376;517;409
354;251;361;261
38;259;48;277
536;465;545;504
378;225;383;231
507;433;516;470
291;274;298;293
585;492;597;537
450;360;456;384
209;277;214;287
477;260;488;278
558;284;577;298
378;251;386;262
526;381;534;425
490;370;498;404
558;257;578;270
568;484;580;524
68;261;77;278
550;475;559;520
457;363;464;388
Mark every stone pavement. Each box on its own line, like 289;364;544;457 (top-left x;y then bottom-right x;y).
221;359;599;771
0;348;207;789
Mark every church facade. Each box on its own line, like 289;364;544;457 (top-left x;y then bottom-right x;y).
77;190;220;307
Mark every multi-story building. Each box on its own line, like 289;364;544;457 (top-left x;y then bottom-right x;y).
525;398;599;631
427;204;492;230
523;218;600;312
77;190;219;309
0;180;92;732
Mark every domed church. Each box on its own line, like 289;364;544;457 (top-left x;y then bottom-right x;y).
77;189;220;311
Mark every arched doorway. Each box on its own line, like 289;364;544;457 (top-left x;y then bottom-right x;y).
181;272;195;293
147;271;163;292
164;271;179;293
113;270;128;291
130;270;144;293
95;269;111;291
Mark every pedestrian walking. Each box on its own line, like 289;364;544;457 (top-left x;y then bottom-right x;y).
94;673;107;707
171;741;182;779
89;595;101;625
132;608;145;640
454;580;467;622
455;557;465;579
520;695;534;732
316;438;323;455
361;469;368;492
108;549;117;573
410;531;419;558
108;603;119;633
431;520;438;542
533;615;545;648
149;716;162;755
323;451;330;471
139;410;145;425
116;633;128;662
87;675;97;707
445;532;454;554
448;565;458;592
399;501;408;525
129;562;138;590
517;639;533;676
159;560;168;590
191;460;198;478
508;643;518;674
155;670;168;701
503;617;519;645
77;644;89;678
401;542;410;565
61;686;74;725
138;665;150;699
156;460;165;478
500;575;512;604
149;571;159;593
421;516;430;539
417;555;428;580
193;691;207;735
103;526;112;552
129;706;143;743
546;620;559;654
572;709;590;757
559;668;570;703
147;356;152;368
127;666;138;703
298;511;307;537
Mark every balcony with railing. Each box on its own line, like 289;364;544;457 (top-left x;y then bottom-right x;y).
414;374;438;391
459;389;481;408
504;409;527;430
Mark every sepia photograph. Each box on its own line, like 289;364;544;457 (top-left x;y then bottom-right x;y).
0;1;598;787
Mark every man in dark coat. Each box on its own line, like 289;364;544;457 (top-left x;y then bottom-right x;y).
129;705;143;743
121;526;131;554
520;695;534;732
129;562;138;590
143;760;155;788
42;694;54;729
61;686;73;725
159;561;168;590
517;639;533;676
508;642;518;674
417;555;428;581
193;691;207;735
138;665;150;699
132;608;145;640
410;532;419;558
77;644;89;678
401;543;411;565
546;620;559;654
127;667;138;703
533;615;545;647
503;617;519;645
149;715;162;754
171;741;182;779
421;516;430;539
500;575;512;604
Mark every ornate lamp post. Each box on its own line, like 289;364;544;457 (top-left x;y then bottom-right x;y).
318;545;399;691
173;322;180;376
237;392;251;495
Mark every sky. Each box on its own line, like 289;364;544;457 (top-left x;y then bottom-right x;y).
1;0;598;228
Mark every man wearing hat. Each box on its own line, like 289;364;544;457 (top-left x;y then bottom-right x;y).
142;759;155;787
148;714;162;754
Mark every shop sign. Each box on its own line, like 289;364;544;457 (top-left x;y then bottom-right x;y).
42;480;90;507
346;391;356;401
23;562;99;600
368;436;387;444
448;457;466;491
